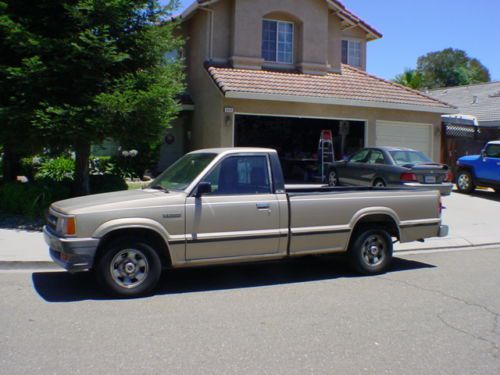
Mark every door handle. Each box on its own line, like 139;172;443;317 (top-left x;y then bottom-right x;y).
256;203;271;210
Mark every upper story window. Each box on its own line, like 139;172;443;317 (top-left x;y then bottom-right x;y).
342;40;361;68
262;20;294;64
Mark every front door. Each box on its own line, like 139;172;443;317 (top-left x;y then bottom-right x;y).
185;154;281;260
340;148;372;186
476;144;500;182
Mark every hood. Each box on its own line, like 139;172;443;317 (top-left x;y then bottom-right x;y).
51;189;185;215
458;155;480;162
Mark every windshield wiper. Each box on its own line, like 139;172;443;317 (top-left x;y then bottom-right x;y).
149;184;169;192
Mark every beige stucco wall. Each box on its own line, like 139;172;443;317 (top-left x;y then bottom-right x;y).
216;99;443;161
183;0;371;73
184;12;225;150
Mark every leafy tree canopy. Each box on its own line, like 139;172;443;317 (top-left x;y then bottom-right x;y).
393;48;490;90
0;0;184;193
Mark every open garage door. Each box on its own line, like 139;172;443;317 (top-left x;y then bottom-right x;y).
235;114;365;181
376;121;433;158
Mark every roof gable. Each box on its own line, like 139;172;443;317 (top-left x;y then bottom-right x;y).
181;0;382;40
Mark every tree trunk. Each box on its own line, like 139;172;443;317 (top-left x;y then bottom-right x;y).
74;140;91;195
2;143;20;183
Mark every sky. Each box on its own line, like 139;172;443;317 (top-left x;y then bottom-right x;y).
165;0;500;81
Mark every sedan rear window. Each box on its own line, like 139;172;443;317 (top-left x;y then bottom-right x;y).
389;151;432;166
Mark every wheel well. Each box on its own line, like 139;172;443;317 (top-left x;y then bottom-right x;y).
372;177;386;185
95;228;172;268
456;167;474;179
351;214;400;242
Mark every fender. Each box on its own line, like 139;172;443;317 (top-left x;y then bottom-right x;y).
345;207;401;245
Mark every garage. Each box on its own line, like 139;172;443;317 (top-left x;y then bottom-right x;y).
234;114;366;181
376;121;433;158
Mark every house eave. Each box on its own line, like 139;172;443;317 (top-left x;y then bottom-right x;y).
224;91;458;114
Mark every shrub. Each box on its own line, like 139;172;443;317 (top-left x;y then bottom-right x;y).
36;157;75;182
89;174;127;194
0;181;71;218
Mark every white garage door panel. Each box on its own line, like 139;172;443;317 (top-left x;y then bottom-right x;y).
376;121;432;157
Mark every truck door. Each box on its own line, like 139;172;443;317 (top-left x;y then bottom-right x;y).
476;144;500;182
185;154;281;260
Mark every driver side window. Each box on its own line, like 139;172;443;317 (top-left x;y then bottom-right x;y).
203;155;271;195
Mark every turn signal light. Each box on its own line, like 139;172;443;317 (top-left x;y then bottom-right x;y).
443;171;453;182
400;172;417;182
66;217;76;235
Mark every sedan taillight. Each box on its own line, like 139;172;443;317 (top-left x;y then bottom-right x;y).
400;172;417;182
443;171;453;182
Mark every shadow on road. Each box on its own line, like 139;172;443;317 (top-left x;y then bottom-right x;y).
32;255;435;303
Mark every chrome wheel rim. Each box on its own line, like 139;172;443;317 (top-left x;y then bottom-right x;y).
457;174;470;190
110;249;149;289
374;181;385;187
328;171;338;186
361;235;386;266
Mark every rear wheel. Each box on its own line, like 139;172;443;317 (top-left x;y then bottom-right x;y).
373;179;386;188
328;169;338;186
456;170;475;194
349;227;393;275
96;238;162;298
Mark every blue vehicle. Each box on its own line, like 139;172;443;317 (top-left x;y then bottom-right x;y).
456;141;500;194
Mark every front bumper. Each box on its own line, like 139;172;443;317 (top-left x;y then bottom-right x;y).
438;225;449;237
43;226;99;272
402;182;453;196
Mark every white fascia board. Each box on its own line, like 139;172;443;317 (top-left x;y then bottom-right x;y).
181;0;219;20
224;91;458;114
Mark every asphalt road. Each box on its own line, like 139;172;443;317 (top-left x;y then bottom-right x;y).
1;248;499;375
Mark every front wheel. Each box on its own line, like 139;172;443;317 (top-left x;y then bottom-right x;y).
95;238;162;298
349;228;393;275
456;170;475;194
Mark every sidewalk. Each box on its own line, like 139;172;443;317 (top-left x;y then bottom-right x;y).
1;190;499;268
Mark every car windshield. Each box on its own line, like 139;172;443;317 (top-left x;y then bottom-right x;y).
389;150;432;166
149;153;217;191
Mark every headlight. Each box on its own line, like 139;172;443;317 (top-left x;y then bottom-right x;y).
57;216;76;236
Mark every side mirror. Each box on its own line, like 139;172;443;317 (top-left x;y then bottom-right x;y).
481;149;487;159
195;181;212;198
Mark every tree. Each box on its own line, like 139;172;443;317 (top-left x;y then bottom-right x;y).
0;0;184;194
393;48;490;90
393;68;424;90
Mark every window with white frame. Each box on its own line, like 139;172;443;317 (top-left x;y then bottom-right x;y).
341;40;361;67
262;20;294;64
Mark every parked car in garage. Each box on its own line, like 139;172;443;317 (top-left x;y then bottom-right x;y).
456;140;500;194
327;147;453;196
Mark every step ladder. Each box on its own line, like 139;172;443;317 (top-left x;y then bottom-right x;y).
318;130;335;183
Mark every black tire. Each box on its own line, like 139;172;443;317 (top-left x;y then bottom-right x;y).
373;178;386;188
95;238;162;298
494;189;500;195
327;169;338;186
349;227;393;275
456;170;475;194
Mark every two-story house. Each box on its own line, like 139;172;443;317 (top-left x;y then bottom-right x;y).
158;0;456;179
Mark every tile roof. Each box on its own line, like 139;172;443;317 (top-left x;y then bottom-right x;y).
427;82;500;126
208;64;455;112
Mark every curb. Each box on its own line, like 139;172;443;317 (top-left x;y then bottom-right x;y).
0;261;59;271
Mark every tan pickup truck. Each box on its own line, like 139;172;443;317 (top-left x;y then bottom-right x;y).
44;148;448;297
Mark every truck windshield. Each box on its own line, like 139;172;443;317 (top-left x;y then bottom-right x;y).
149;153;217;191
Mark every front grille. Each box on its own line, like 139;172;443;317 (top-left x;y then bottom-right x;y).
46;212;58;231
